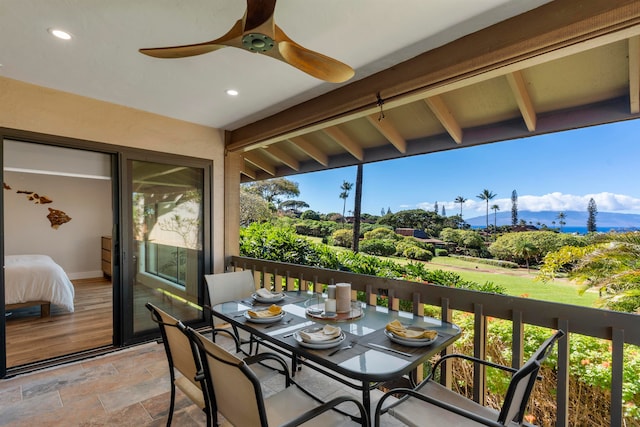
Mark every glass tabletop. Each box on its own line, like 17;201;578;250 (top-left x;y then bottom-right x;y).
213;291;461;382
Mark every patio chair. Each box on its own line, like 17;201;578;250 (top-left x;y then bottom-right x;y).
204;270;259;354
374;330;565;427
145;303;214;427
186;326;370;427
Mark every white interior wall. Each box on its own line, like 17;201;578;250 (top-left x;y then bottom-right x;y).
3;170;112;279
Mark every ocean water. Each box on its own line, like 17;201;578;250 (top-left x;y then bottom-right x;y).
471;226;638;234
561;226;639;235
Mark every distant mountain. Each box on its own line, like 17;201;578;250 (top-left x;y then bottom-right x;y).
465;210;640;229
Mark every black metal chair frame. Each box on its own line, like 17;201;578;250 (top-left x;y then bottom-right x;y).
147;302;238;427
186;325;370;427
374;330;565;427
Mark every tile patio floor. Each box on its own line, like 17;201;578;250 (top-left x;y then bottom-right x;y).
0;332;405;426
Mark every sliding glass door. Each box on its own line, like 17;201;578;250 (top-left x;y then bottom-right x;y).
124;158;210;341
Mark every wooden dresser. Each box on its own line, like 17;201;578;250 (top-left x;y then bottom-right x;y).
101;236;112;278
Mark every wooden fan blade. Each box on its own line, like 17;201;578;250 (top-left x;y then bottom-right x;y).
275;26;354;83
244;0;277;33
139;43;226;59
139;19;244;58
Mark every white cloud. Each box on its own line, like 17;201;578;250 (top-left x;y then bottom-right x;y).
416;192;640;215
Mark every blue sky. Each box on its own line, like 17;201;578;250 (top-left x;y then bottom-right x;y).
290;119;640;219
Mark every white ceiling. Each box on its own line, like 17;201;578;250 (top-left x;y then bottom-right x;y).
0;0;551;131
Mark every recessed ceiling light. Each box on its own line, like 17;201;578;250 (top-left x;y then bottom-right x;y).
226;89;239;96
48;28;72;40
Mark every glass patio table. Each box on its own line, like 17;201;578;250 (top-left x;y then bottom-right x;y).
212;291;461;414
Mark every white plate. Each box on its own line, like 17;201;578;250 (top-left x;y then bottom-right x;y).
252;292;285;303
294;331;346;349
384;329;436;347
298;326;342;343
389;326;436;343
244;311;286;323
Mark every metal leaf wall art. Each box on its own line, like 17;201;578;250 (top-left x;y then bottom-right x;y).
4;182;72;229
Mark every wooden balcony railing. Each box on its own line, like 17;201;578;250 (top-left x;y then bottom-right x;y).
230;255;640;427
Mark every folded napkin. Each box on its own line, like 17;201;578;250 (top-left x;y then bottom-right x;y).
248;304;282;318
386;320;437;340
299;325;341;342
255;288;280;299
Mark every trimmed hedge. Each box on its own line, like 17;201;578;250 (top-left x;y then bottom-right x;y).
452;255;518;269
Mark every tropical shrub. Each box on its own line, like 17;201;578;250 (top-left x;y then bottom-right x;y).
452;255;518;269
239;222;337;267
364;227;401;241
294;219;340;237
360;238;397;256
377;208;459;236
538;231;640;313
435;248;448;256
395;236;434;254
440;227;486;256
330;228;353;248
300;209;320;220
294;219;339;238
358;222;382;237
403;246;433;261
489;231;586;266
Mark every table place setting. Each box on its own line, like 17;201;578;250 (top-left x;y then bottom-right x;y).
244;304;286;323
293;324;346;349
251;287;286;303
384;319;438;347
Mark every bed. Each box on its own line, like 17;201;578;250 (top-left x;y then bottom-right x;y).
5;254;75;317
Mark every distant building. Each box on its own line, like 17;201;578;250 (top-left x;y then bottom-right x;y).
395;228;446;248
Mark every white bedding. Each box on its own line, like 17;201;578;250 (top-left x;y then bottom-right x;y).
5;255;75;312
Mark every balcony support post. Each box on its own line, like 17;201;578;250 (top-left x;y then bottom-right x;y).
439;297;453;389
473;303;487;405
512;310;524;368
611;328;624;427
556;319;569;427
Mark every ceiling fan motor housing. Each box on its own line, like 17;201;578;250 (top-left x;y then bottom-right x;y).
242;33;275;52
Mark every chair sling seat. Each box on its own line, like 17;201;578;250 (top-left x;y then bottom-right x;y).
145;302;213;427
389;381;532;427
216;386;357;427
205;271;260;354
263;386;357;427
188;327;368;427
174;375;206;410
375;330;564;427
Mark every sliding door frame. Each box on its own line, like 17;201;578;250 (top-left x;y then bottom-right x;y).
0;128;212;377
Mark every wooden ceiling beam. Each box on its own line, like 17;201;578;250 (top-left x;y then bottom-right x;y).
262;145;300;171
424;95;463;144
506;70;537;131
323;127;364;161
629;35;640;114
226;1;640;152
366;114;406;153
289;137;329;166
242;152;276;176
241;162;257;180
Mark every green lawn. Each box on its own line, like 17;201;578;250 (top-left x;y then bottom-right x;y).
302;236;598;307
394;255;597;307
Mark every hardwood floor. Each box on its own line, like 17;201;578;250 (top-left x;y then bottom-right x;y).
5;277;202;371
5;278;113;368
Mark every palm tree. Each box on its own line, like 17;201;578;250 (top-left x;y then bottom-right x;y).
515;240;535;271
491;204;500;229
339;180;353;226
454;196;467;217
556;212;566;232
476;189;497;230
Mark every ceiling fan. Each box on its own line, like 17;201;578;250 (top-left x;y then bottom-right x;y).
139;0;355;83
